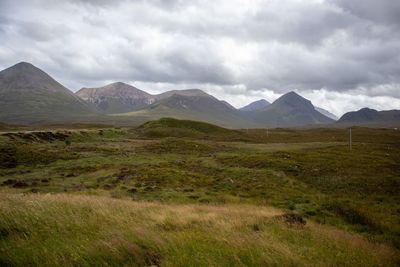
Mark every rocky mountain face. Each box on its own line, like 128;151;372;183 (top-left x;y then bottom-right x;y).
76;82;155;114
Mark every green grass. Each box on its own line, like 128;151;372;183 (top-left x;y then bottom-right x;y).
0;118;399;265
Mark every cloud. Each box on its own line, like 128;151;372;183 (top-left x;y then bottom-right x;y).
331;0;400;26
0;0;399;115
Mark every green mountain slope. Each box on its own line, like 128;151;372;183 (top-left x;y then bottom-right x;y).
0;62;96;124
247;92;334;127
338;108;400;127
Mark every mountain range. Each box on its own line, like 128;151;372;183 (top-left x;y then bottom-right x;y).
0;62;399;128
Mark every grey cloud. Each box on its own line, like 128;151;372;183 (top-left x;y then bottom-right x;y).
331;0;400;26
0;0;399;114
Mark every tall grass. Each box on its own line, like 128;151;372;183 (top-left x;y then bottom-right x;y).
0;193;398;266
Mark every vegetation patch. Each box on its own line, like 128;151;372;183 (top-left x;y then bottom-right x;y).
0;124;399;262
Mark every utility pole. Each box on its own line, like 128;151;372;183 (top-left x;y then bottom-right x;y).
349;127;352;151
266;129;269;138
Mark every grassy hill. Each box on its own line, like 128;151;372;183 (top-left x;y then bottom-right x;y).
0;62;97;124
135;118;248;140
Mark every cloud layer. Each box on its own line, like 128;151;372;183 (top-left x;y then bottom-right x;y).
0;0;399;115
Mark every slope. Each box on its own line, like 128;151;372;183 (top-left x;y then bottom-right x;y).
76;82;155;113
247;92;334;127
338;108;400;127
240;99;270;112
0;62;96;124
114;93;259;128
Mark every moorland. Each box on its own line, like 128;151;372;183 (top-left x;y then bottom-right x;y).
0;118;399;266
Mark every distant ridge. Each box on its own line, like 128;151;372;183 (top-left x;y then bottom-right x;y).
240;99;270;112
115;93;258;128
155;89;210;100
338;108;400;126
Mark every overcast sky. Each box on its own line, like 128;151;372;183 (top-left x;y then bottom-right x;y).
1;0;400;116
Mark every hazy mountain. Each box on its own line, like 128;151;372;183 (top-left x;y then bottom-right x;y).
338;108;400;126
76;82;155;113
0;62;96;124
3;62;395;128
240;99;270;112
247;92;334;127
114;93;258;128
315;107;338;120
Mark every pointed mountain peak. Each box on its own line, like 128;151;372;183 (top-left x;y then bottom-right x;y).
240;99;270;111
107;81;133;88
78;82;146;94
279;91;304;100
0;61;73;94
13;61;36;68
0;62;95;122
273;91;312;108
1;61;45;76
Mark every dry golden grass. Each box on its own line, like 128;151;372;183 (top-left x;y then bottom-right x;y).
1;193;398;266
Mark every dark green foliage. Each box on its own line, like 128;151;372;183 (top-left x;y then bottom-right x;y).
0;143;17;168
136;117;247;140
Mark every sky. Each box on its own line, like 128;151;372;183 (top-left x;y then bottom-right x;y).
0;0;400;116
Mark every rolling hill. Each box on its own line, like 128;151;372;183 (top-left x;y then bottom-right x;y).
135;117;247;139
0;62;96;124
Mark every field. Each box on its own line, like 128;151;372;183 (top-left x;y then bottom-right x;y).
0;118;399;266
